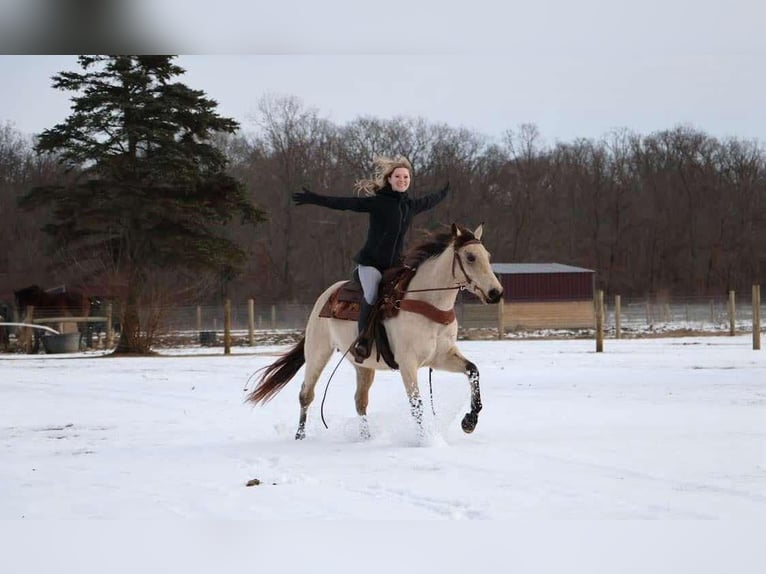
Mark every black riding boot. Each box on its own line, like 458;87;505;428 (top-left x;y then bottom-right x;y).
353;299;374;363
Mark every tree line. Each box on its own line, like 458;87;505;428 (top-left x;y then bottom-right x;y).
227;98;766;301
2;89;766;312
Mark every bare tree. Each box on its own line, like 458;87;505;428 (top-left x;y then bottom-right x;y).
248;95;341;299
9;97;766;303
0;123;65;299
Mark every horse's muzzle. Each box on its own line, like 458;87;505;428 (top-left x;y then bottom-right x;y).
486;288;503;304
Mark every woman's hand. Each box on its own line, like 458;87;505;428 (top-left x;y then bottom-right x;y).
292;187;318;206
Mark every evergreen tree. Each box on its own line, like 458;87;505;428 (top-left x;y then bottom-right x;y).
19;56;266;354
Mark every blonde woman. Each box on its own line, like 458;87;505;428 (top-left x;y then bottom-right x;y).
292;155;449;361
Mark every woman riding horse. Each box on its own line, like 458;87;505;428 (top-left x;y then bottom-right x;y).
292;155;449;363
247;223;503;442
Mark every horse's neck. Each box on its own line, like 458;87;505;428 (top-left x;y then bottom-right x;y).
406;246;459;308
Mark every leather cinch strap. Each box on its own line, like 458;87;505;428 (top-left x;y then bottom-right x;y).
397;299;456;325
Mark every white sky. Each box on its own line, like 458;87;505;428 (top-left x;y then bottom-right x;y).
0;0;765;144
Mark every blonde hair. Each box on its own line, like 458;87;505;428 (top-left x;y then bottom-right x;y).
354;155;413;196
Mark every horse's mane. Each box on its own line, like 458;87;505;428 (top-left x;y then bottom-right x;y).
402;225;477;269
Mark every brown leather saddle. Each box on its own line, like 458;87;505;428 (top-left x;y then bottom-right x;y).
318;267;418;370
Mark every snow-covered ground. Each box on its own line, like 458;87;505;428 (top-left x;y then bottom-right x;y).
1;335;764;519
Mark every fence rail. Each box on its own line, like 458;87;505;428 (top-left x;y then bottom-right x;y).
608;295;760;333
169;293;765;336
2;292;764;353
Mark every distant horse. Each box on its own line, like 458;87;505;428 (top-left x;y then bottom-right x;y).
14;285;90;352
247;223;504;440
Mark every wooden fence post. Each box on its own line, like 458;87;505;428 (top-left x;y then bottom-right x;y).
728;290;736;336
23;305;34;354
248;299;255;346
224;299;232;355
271;305;276;329
753;285;761;351
595;290;604;352
615;295;622;340
105;302;114;347
196;305;202;333
497;298;505;340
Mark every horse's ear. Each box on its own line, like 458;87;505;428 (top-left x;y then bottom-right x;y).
452;223;461;238
473;223;484;241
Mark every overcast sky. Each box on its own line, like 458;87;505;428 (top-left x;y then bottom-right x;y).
1;0;764;145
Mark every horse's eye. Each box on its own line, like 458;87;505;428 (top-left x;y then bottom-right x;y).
467;253;476;263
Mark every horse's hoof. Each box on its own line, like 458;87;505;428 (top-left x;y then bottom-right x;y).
461;413;478;433
295;429;306;440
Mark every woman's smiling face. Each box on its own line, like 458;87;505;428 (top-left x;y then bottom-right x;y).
388;167;411;192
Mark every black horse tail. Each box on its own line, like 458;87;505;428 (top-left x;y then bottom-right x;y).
246;337;306;405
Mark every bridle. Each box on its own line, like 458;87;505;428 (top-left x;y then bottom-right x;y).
399;238;484;297
451;239;483;294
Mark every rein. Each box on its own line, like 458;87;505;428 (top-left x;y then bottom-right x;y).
390;239;482;325
320;340;356;429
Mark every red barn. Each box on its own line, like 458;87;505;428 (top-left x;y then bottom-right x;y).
492;263;596;330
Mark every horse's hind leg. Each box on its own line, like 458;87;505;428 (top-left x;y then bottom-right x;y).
431;346;482;433
295;341;333;440
354;366;375;439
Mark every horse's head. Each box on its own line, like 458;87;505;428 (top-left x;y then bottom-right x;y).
452;223;503;304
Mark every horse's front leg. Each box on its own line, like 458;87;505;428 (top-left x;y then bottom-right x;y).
461;360;482;433
432;346;482;434
399;362;424;428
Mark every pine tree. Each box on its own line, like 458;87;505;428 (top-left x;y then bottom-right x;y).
19;56;266;354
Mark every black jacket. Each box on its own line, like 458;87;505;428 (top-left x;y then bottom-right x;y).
303;184;448;271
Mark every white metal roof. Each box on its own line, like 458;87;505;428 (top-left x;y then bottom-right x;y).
491;263;594;274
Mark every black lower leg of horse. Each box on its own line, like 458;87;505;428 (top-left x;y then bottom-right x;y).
409;395;424;425
296;408;308;439
359;416;371;440
296;392;311;440
461;361;482;433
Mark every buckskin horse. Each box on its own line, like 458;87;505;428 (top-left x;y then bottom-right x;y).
246;223;503;441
